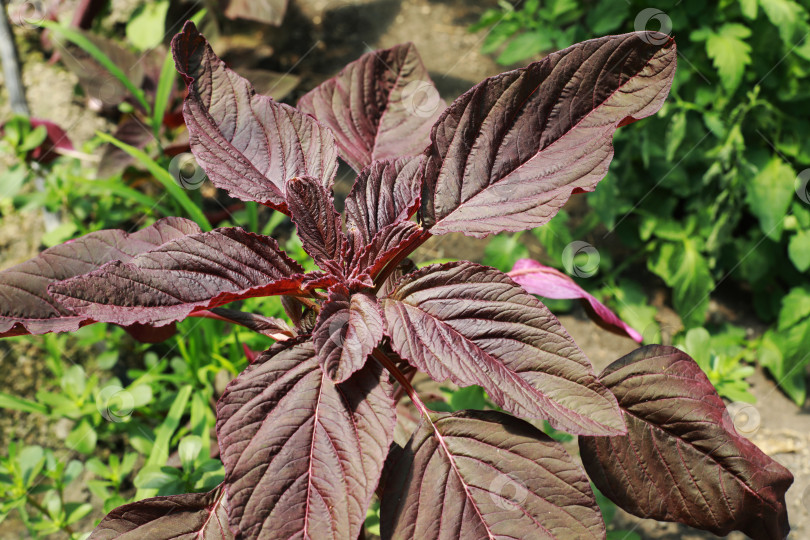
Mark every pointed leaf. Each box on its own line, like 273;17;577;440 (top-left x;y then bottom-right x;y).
313;284;384;382
0;217;200;338
349;220;426;280
380;410;605;539
298;43;446;172
285;175;346;273
345;156;423;256
172;22;338;210
579;345;793;540
88;485;232;539
50;228;305;327
509;258;642;342
217;339;396;539
381;261;624;435
420;32;676;237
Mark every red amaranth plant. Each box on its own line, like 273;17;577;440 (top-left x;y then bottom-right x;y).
0;22;793;539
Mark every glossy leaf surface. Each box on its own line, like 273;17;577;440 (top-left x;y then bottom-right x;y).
298;44;445;172
217;340;396;539
420;32;676;237
381;410;605;539
0;218;199;338
579;346;793;540
172;22;337;210
89;485;232;539
50;228;304;327
382;261;624;435
313;284;384;382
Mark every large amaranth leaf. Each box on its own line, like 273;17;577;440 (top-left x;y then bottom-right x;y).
509;258;642;342
420;32;676;237
50;228;305;327
88;485;232;539
217;340;396;539
0;217;200;338
380;410;605;539
298;44;446;172
579;346;794;540
345;156;423;257
285;175;345;274
172;22;337;210
381;261;624;436
313;284;384;382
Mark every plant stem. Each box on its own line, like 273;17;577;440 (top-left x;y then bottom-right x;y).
0;0;28;114
371;348;432;422
372;228;432;293
25;495;76;536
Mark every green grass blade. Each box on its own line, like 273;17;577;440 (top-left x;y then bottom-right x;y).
96;132;212;231
0;391;50;415
40;21;151;115
85;178;173;217
151;52;176;137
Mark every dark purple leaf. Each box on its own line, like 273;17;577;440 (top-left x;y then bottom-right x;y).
216;339;396;539
313;284;384;382
0;217;200;338
49;228;305;327
509;258;642;342
579;345;794;540
345;156;423;256
298;44;446;172
348;220;426;281
380;410;605;539
222;0;288;25
88;485;232;539
381;261;624;436
97;116;154;179
285;175;345;273
420;32;676;237
172;22;338;210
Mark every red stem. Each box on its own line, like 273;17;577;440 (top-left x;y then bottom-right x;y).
372;228;432;293
372;348;433;421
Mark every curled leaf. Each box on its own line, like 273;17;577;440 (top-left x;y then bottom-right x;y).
509;258;642;342
579;345;794;540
